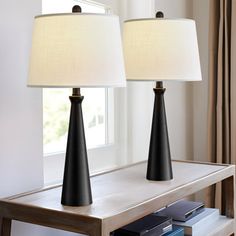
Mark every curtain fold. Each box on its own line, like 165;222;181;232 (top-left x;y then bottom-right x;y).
207;0;236;212
231;0;236;166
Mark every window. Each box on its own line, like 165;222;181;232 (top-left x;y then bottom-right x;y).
43;0;124;184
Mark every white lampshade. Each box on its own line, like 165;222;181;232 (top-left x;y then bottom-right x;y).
28;13;126;87
123;18;202;81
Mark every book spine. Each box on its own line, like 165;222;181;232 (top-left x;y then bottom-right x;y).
146;219;172;236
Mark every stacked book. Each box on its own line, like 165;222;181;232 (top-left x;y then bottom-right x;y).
112;200;223;236
155;200;221;236
112;213;184;236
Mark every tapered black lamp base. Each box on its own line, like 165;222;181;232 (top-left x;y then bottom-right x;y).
61;89;92;206
147;82;173;181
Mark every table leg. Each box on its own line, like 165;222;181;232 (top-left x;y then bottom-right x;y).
222;175;235;218
0;218;11;236
222;175;235;236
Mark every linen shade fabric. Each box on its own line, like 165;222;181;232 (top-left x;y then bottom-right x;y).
28;13;126;88
123;18;202;82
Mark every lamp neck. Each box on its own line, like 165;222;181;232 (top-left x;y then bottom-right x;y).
156;81;163;89
71;6;82;97
154;81;165;94
72;88;81;96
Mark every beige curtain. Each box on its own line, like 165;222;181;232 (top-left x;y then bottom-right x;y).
207;0;236;212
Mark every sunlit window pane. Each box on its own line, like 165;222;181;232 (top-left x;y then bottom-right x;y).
82;89;106;147
43;88;106;154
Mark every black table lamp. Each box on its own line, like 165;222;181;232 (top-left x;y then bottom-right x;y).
28;7;126;206
123;12;202;181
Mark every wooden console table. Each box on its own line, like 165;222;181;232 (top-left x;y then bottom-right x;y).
0;160;235;236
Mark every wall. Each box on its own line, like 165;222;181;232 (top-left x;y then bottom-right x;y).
0;0;43;199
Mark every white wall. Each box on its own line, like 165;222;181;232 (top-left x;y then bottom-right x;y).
0;0;43;199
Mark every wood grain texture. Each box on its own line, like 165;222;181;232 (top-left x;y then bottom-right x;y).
0;161;234;236
0;201;101;236
0;218;11;236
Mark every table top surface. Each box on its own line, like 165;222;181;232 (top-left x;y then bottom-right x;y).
1;160;234;222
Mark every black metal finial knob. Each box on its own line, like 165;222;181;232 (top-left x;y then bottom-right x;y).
156;11;164;18
72;5;82;13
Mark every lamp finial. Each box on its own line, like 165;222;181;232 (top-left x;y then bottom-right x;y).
156;11;164;18
72;5;82;13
